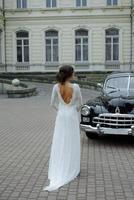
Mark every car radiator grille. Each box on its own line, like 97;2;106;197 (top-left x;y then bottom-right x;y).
93;113;134;129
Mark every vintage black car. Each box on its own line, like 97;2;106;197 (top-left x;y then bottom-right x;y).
80;72;134;139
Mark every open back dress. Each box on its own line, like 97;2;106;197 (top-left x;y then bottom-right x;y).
43;83;83;191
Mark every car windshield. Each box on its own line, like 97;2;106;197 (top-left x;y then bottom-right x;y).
105;76;134;97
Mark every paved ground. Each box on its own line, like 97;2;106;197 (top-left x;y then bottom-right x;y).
0;82;134;200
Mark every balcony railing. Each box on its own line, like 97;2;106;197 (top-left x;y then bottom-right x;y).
0;62;133;72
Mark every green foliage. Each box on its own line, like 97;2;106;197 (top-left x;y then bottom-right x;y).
0;72;111;90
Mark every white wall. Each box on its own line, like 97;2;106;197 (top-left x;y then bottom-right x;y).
5;16;131;71
0;0;2;8
4;0;131;9
0;0;4;58
2;0;132;72
132;0;134;69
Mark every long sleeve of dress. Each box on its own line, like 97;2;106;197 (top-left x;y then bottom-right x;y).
50;84;58;111
76;84;83;112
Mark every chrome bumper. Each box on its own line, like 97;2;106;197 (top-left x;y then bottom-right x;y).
80;124;134;136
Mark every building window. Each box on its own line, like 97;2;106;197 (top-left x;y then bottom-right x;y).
16;31;29;63
75;29;88;62
105;28;119;62
45;30;59;63
76;0;87;7
107;0;118;6
46;0;57;8
0;31;2;63
17;0;27;8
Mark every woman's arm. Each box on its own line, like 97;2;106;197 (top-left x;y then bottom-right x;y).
50;85;58;111
76;84;83;112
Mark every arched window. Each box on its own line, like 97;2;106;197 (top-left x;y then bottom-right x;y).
105;28;119;62
76;0;87;7
16;30;29;63
46;0;57;8
45;30;59;63
17;0;27;8
107;0;118;6
75;29;88;62
0;30;2;63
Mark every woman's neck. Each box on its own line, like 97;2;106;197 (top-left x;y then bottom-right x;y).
64;80;70;85
59;80;71;85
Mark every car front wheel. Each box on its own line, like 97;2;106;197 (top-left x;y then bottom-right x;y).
85;132;98;139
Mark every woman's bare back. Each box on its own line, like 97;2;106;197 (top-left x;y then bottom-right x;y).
58;83;73;104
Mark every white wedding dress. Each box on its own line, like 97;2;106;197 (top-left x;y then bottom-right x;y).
43;83;83;191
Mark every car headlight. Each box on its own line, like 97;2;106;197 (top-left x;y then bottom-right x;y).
81;105;90;116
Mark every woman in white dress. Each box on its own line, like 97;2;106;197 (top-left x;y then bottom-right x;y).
43;65;83;191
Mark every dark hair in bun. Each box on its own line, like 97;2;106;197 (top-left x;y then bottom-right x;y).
56;65;74;84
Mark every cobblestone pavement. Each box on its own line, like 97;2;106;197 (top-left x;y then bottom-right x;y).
0;82;134;200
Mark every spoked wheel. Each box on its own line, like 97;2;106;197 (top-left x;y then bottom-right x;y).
85;132;99;139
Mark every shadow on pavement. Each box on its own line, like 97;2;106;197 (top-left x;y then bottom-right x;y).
94;135;134;146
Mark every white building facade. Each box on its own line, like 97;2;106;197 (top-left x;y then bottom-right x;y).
0;0;4;67
0;0;133;72
131;0;134;69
